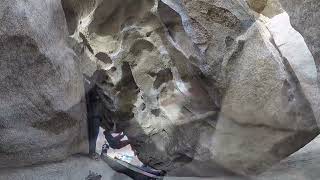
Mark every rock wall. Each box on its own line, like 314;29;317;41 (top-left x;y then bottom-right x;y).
1;0;317;177
0;0;88;168
61;0;320;176
277;0;320;75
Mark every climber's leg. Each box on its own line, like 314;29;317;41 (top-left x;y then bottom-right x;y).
88;116;101;155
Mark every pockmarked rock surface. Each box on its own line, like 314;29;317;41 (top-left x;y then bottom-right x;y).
0;0;88;168
61;0;320;176
2;0;319;177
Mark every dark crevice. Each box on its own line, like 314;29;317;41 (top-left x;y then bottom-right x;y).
153;68;173;89
79;32;94;54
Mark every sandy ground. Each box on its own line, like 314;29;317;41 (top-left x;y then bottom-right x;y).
2;133;320;180
0;155;131;180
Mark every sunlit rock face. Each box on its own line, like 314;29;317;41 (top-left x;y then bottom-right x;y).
63;0;320;176
277;0;320;80
0;0;88;168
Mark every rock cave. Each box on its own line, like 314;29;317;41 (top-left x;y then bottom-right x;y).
1;0;320;179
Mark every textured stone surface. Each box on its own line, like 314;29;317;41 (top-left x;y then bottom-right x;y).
60;0;320;176
256;135;320;180
0;0;88;168
267;12;320;126
213;19;319;175
2;0;319;178
166;135;320;179
277;0;320;76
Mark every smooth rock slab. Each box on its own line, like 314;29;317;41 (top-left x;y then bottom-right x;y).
215;20;319;175
278;0;320;72
0;0;88;168
266;12;320;127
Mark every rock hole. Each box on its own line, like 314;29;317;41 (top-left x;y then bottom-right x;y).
225;36;234;48
95;52;112;64
110;67;117;72
153;68;173;89
130;39;154;56
206;5;241;29
141;103;146;111
151;109;161;117
146;31;152;37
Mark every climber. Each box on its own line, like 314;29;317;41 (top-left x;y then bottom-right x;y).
84;70;107;160
103;131;130;149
